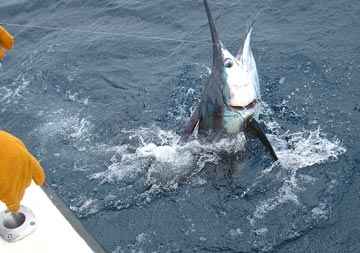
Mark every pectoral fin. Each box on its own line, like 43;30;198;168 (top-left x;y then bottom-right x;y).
245;117;278;161
180;103;201;143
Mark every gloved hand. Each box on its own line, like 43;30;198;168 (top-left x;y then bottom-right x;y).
0;25;14;60
0;131;45;212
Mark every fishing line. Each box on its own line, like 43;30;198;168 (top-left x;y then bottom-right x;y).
0;22;216;45
245;8;267;34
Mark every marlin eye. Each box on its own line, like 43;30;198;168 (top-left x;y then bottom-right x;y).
224;58;233;68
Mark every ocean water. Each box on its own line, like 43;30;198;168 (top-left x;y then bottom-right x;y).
0;0;359;252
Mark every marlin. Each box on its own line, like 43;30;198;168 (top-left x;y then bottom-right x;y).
180;0;278;161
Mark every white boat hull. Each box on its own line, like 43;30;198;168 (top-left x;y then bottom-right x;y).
0;182;104;253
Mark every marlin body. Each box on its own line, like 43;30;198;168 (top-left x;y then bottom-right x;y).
181;0;278;161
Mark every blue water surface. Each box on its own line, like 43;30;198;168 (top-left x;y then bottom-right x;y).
0;0;359;252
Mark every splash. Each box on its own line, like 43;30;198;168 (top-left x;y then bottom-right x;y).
253;127;346;219
71;116;346;219
274;128;345;169
37;109;93;151
92;127;246;183
72;127;247;216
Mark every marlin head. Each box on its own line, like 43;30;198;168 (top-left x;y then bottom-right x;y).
181;0;278;161
202;0;260;133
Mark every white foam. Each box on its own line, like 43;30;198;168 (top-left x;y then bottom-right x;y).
64;91;90;106
70;196;100;217
254;227;268;236
0;74;31;109
229;228;243;237
38;110;92;141
253;127;346;220
311;202;329;219
83;118;347;219
92;127;247;186
82;127;248;216
274;127;346;169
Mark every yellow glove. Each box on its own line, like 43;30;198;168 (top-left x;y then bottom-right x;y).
0;131;45;212
0;25;14;60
